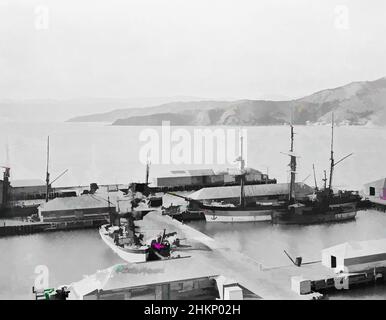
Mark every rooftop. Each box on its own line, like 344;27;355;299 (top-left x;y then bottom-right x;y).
364;178;386;188
323;238;386;259
39;194;114;212
11;179;46;188
189;182;314;200
70;259;220;299
162;169;216;178
161;167;263;178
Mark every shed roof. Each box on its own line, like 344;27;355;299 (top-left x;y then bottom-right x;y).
162;167;263;178
162;169;215;178
322;239;386;260
189;183;314;200
224;167;263;176
364;178;386;189
39;194;114;212
11;179;46;187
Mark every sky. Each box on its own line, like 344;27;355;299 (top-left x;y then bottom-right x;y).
1;0;386;102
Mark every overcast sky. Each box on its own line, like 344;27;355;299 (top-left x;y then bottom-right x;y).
1;0;386;101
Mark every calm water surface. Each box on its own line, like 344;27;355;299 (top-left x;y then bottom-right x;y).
0;122;385;299
1;210;386;300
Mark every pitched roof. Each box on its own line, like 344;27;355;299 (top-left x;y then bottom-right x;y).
364;178;386;189
39;194;114;212
189;183;314;200
162;167;263;178
162;169;215;178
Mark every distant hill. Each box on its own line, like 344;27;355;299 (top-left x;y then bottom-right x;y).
68;77;386;126
0;96;207;122
67;100;231;123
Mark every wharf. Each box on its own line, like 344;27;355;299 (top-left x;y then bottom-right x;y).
66;211;386;300
0;218;106;237
136;212;336;300
0;219;51;236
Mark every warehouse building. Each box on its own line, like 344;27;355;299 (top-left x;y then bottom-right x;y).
364;178;386;200
322;239;386;273
156;167;269;188
68;261;249;300
156;169;216;187
38;194;114;225
10;179;48;200
189;182;314;204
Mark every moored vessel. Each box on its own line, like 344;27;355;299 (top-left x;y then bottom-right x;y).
196;134;278;223
272;114;361;224
99;208;179;263
99;223;149;263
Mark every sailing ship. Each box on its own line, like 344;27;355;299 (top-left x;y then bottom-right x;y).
170;114;361;224
271;114;361;224
169;135;282;222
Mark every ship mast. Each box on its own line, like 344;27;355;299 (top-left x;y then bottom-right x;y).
45;136;50;202
328;113;334;194
312;164;318;191
323;170;327;190
239;134;245;208
1;144;11;208
234;132;246;208
145;156;150;185
288;125;297;203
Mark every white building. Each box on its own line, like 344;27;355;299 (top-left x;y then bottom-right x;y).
363;178;386;200
322;239;386;273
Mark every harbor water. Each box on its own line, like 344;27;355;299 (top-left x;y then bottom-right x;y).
1;210;386;300
0;121;386;299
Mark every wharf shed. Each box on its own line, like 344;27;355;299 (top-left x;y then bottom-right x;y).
38;194;114;224
322;239;386;273
10;179;47;200
156;167;269;188
69;261;222;300
364;178;386;200
156;169;216;187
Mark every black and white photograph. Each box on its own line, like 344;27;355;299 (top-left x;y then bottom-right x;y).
1;0;386;308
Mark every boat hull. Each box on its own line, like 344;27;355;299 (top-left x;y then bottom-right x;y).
203;208;273;223
99;225;149;263
271;202;357;225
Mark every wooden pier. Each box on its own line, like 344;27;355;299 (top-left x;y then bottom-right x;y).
0;219;106;237
133;212;386;300
0;220;51;236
